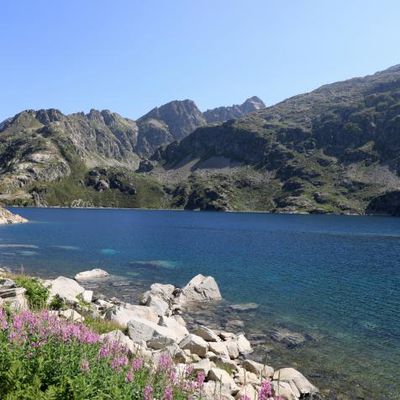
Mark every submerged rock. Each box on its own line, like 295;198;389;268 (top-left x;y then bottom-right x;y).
229;302;259;311
270;327;309;348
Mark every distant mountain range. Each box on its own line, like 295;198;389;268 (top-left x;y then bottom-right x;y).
2;65;400;215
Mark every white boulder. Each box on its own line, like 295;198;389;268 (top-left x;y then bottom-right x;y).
82;290;93;303
236;333;252;354
193;325;221;342
105;304;159;328
208;367;238;393
179;274;222;304
235;384;257;400
48;276;85;304
59;309;84;322
273;368;319;397
179;334;209;357
242;359;274;378
127;317;179;346
74;268;109;281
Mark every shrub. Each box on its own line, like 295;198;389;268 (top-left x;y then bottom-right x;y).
13;275;49;310
49;294;65;311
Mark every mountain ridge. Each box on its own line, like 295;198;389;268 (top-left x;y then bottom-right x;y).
1;65;400;215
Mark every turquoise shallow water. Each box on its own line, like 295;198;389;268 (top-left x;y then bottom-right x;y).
2;208;400;399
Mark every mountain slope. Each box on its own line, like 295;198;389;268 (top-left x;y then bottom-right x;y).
0;109;165;208
151;65;400;213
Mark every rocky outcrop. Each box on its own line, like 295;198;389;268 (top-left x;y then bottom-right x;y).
0;208;27;224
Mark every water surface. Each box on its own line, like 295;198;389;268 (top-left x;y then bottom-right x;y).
2;208;400;399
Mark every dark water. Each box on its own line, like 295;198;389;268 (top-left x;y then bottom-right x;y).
2;208;400;399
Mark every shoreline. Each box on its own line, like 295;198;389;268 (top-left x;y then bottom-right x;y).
7;204;392;218
0;268;321;400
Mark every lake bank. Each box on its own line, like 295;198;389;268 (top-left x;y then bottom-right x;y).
0;267;320;400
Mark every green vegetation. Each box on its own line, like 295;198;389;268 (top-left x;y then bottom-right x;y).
49;294;66;311
0;309;199;400
83;316;126;335
12;275;49;310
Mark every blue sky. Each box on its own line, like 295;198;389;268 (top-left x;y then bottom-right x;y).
1;0;399;121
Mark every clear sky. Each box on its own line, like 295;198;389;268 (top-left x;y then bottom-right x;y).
1;0;399;121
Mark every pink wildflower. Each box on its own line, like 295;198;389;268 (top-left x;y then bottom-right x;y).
0;308;8;330
143;385;153;400
158;353;172;371
131;358;143;371
196;371;205;389
125;369;134;383
258;379;273;400
163;386;173;400
111;355;128;370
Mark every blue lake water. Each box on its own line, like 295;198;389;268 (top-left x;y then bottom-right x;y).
2;208;400;399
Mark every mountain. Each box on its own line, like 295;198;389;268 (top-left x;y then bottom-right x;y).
2;65;400;215
135;97;265;157
203;96;265;123
151;65;400;214
0;109;153;207
136;100;206;157
0;97;264;208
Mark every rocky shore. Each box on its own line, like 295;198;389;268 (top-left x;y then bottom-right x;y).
0;268;320;400
0;207;27;224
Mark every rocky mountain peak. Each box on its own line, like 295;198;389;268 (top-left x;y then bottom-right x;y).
240;96;266;113
139;99;206;140
203;96;265;123
35;109;64;125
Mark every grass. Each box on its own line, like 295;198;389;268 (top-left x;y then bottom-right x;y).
83;317;126;335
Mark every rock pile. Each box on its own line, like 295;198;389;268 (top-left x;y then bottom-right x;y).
4;270;320;400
